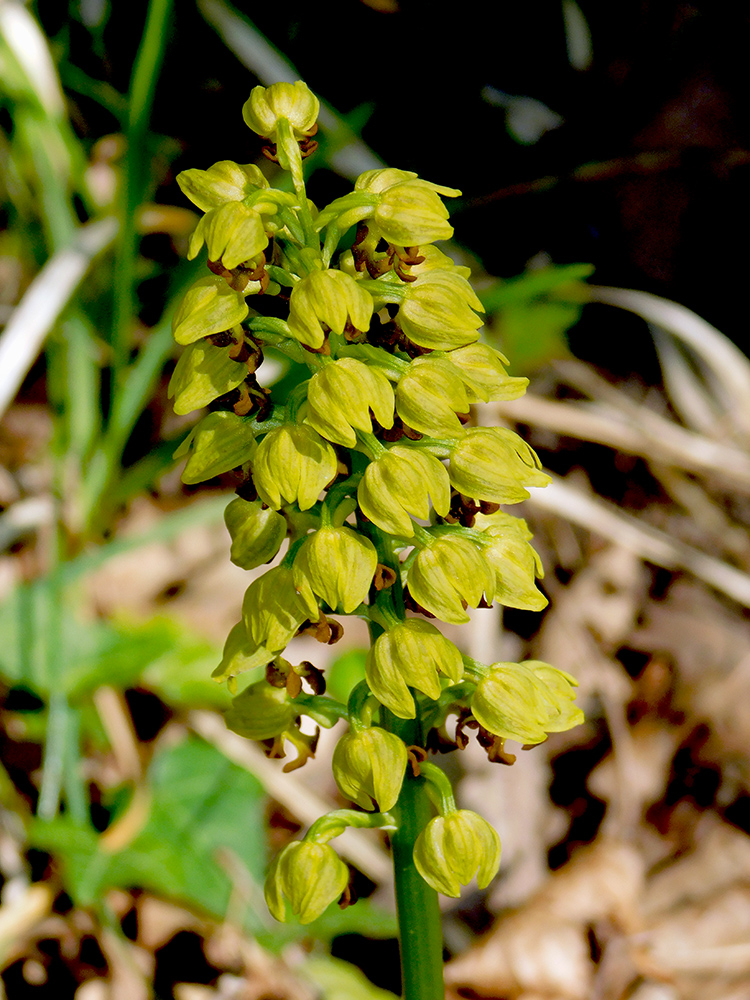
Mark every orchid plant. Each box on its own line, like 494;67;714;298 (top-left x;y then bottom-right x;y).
169;80;583;1000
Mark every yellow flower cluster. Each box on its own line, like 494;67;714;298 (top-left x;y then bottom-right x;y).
169;81;583;924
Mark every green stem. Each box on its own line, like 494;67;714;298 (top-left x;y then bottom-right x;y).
392;763;445;1000
366;527;444;997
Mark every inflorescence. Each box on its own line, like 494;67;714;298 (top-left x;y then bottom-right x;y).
170;81;583;923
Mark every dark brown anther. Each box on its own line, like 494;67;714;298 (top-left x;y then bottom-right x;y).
266;660;289;688
338;884;355;910
261;142;279;163
425;726;459;754
232;384;255;416
228;339;251;363
454;709;475;750
207;331;234;348
402;588;436;618
299;615;344;645
353;223;369;247
475;727;517;765
285;670;303;699
235;478;257;502
326;619;344;644
343;319;365;343
373;564;398;591
407;745;427;776
296;660;326;695
245;343;265;374
401;424;423;441
302;337;331;356
479;500;501;515
457;411;472;425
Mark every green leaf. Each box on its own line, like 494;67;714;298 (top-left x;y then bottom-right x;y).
302;955;398;1000
32;735;267;926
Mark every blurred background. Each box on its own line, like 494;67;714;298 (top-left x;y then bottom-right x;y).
2;1;750;998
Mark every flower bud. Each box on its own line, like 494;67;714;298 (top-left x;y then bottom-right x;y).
242;565;319;651
265;840;348;924
372;179;457;246
224;497;287;570
406;534;494;624
470;660;583;745
448;427;550;504
413;810;501;897
242;81;319;139
168;339;246;415
293;526;377;614
253;425;337;511
174;411;257;485
288;269;373;349
305;358;394;447
224;678;296;741
177;160;268;213
172;275;249;345
332;726;407;811
366;619;463;718
187;201;268;271
397;270;484;351
473;511;547;612
446;343;528;403
395;357;470;438
357;446;451;537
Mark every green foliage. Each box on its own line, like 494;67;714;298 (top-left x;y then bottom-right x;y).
31;736;267;926
481;263;594;371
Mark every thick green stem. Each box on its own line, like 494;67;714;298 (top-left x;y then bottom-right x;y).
392;764;445;1000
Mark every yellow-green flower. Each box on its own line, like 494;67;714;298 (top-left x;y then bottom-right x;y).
373;179;457;246
242;565;318;651
473;511;547;612
470;660;583;745
445;343;528;403
253;425;338;511
224;497;287;570
406;534;494;624
177;160;268;212
224;678;296;741
357;446;451;537
288;269;373;349
413;810;501;897
395;357;470;438
332;726;407;811
448;427;550;504
187;201;268;270
167;339;246;415
174;411;257;485
293;526;377;614
305;358;394;447
212;621;278;682
397;270;484;351
242;81;319;139
366;619;463;718
172;275;248;345
265;840;348;924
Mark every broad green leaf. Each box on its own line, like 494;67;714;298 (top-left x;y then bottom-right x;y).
32;736;267;926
